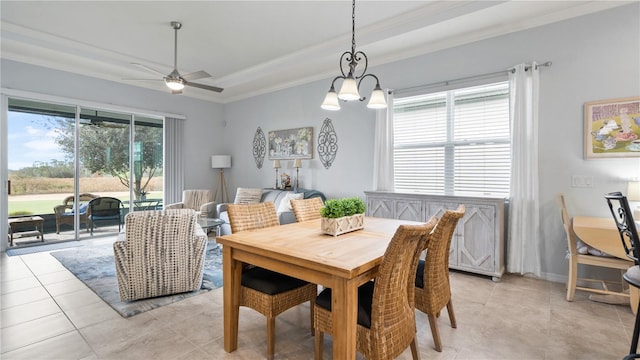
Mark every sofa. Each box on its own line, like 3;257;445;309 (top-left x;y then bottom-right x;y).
216;188;326;235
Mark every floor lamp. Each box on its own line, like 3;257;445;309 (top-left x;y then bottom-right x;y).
211;155;231;204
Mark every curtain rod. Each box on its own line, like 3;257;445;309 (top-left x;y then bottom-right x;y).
392;61;552;94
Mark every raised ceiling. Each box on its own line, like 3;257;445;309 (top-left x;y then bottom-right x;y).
0;1;631;103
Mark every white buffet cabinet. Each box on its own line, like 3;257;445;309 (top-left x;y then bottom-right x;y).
365;191;506;281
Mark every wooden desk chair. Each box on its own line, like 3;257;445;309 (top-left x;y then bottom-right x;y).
605;192;640;359
226;202;318;360
558;193;631;301
414;205;465;352
313;217;438;360
291;197;324;222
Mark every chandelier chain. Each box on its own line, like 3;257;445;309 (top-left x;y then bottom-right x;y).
351;0;356;55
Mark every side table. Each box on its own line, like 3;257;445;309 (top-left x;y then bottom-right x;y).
8;216;45;246
197;218;225;237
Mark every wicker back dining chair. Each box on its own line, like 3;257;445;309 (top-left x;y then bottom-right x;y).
313;216;438;360
290;197;324;222
559;193;631;302
414;205;465;352
226;202;318;360
605;192;640;360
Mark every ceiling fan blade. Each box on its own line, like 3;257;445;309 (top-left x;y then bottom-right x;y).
185;81;224;93
131;62;167;77
122;78;163;81
182;70;211;81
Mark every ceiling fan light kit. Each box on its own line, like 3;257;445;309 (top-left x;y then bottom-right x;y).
165;77;185;91
321;0;386;111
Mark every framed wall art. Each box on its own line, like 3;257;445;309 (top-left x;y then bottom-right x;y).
268;127;313;160
584;96;640;159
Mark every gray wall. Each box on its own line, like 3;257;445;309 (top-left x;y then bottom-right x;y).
2;3;639;280
222;3;640;281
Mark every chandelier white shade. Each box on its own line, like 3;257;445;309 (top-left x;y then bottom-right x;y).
367;85;387;109
338;77;360;101
321;0;386;111
321;86;341;111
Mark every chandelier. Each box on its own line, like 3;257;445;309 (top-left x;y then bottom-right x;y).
321;0;387;111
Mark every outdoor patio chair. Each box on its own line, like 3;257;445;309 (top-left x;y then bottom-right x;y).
88;196;123;235
53;193;98;234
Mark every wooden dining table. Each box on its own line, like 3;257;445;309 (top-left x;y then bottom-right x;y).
216;216;420;360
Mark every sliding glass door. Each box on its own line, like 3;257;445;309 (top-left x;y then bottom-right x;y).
6;98;164;246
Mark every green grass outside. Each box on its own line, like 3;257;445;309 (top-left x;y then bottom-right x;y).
9;200;62;216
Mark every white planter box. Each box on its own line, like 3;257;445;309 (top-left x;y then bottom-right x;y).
321;213;365;236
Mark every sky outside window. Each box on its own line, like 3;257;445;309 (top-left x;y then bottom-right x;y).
8;112;68;171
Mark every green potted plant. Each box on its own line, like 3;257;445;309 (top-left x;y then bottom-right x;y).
320;197;366;236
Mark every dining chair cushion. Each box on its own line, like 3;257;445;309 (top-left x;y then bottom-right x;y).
314;281;375;329
241;267;311;295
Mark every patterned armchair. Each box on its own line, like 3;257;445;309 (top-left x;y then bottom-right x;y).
164;189;217;218
113;209;207;302
53;193;99;234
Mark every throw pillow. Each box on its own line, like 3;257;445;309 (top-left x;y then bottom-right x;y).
277;192;304;214
234;188;263;204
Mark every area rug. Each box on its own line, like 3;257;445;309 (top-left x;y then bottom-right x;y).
50;242;223;317
6;241;82;256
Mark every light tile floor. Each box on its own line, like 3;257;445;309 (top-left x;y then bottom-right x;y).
0;244;634;360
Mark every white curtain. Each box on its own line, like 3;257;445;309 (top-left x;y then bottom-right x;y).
507;62;541;276
164;117;184;205
373;90;395;191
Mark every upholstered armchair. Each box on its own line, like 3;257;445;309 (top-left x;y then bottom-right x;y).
113;209;207;302
53;193;99;234
164;189;217;218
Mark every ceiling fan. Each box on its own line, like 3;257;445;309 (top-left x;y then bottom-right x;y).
80;118;126;129
128;21;223;94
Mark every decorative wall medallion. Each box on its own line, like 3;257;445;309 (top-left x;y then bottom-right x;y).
317;118;338;169
253;127;266;169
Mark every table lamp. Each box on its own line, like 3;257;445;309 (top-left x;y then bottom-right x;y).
628;181;640;219
211;155;232;203
273;160;281;189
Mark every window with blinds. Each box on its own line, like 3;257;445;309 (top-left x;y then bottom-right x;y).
393;81;510;197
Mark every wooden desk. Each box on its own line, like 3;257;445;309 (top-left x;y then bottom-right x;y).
216;217;418;360
573;216;638;313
